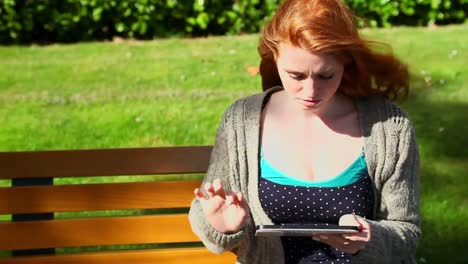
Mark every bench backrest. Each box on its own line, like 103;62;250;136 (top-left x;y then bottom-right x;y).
0;146;236;264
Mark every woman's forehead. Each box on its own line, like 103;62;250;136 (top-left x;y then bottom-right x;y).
277;43;341;71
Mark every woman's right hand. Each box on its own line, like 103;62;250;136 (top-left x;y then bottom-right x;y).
194;178;250;234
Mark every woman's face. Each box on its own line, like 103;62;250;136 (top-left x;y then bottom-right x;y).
276;43;344;111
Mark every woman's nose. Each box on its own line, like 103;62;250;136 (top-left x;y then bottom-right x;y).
302;77;317;95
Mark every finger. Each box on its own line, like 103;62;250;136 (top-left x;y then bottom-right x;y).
330;235;367;252
333;242;364;255
204;182;215;198
212;179;226;198
194;188;207;201
318;238;365;254
355;217;371;240
343;222;371;242
342;233;369;242
322;239;352;249
353;213;363;226
230;192;248;208
317;234;350;245
337;241;366;253
233;192;250;218
225;193;234;205
236;192;243;203
314;234;361;249
229;191;241;204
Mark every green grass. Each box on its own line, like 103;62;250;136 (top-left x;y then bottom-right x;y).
369;25;468;264
1;23;467;263
0;36;261;150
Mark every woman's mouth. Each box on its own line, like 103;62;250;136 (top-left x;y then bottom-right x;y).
300;98;322;107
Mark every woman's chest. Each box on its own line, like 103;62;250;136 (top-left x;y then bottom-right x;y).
261;125;364;182
260;102;365;179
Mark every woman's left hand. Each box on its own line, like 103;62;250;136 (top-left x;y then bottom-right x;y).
312;214;371;255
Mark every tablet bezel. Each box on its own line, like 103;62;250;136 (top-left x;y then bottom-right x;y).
255;224;360;237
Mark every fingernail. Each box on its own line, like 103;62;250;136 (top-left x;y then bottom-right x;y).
319;235;328;240
312;237;320;241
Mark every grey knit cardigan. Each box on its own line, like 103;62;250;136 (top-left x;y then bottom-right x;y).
189;87;420;264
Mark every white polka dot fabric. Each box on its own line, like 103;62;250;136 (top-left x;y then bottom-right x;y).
259;176;375;263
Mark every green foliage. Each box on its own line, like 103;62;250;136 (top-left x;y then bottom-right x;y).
0;0;182;43
0;0;466;43
0;0;282;43
347;0;468;27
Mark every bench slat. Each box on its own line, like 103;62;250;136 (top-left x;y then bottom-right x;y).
0;180;201;214
0;248;236;264
0;214;199;250
0;146;212;179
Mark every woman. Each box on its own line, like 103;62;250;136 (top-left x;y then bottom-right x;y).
189;0;420;263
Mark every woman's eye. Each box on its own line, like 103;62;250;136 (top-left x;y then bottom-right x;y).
291;74;305;80
319;74;333;80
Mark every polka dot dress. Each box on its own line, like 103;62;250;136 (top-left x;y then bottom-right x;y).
259;176;375;264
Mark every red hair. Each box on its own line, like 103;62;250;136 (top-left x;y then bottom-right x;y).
258;0;409;101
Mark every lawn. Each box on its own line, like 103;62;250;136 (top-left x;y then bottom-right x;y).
1;23;467;263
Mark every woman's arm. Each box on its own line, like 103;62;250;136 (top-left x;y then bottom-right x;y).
188;106;251;254
356;119;421;263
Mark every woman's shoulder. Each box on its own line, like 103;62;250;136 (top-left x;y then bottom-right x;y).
357;96;414;132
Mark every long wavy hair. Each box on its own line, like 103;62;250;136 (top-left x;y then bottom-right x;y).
258;0;409;101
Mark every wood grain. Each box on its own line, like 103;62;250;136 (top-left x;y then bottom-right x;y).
0;146;212;179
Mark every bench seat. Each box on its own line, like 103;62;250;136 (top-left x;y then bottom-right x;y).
0;146;235;263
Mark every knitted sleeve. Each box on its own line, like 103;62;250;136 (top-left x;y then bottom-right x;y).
188;105;249;254
356;107;421;263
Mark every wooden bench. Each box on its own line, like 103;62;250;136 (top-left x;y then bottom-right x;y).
0;146;236;264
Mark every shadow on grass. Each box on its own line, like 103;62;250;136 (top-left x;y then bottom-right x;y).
402;86;468;263
404;98;468;160
418;217;467;264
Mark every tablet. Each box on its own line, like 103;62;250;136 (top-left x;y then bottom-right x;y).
255;223;360;237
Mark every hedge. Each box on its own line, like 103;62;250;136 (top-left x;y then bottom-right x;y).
0;0;466;44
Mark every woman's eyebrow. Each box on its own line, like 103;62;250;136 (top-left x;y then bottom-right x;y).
284;68;334;75
284;70;306;75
